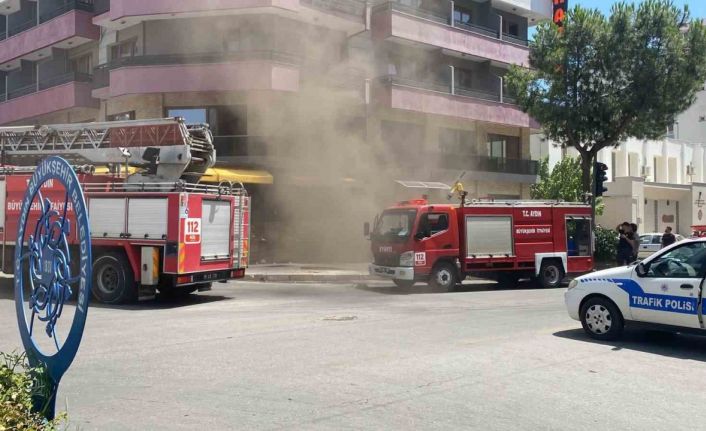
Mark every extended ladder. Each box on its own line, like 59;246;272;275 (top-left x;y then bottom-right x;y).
0;117;215;183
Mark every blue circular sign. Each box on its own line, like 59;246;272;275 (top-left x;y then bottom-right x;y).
14;156;92;387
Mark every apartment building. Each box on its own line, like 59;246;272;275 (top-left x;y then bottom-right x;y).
0;0;552;261
533;88;706;238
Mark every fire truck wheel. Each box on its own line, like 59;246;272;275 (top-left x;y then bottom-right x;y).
92;252;137;304
538;260;565;289
393;279;415;289
429;262;457;291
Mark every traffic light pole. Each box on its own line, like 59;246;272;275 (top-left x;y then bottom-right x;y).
592;159;609;252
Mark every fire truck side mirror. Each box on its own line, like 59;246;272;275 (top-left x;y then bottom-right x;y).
414;232;426;241
364;222;370;238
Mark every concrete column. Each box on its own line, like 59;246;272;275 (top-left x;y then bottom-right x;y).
693;146;703;183
614;149;628;177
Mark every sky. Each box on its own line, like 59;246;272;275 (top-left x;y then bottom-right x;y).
574;0;706;17
529;1;706;39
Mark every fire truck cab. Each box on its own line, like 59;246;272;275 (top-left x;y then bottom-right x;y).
368;199;593;290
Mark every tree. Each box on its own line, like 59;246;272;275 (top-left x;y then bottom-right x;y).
530;156;604;215
506;1;706;193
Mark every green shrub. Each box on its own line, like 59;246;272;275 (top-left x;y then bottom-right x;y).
0;352;66;430
594;226;618;263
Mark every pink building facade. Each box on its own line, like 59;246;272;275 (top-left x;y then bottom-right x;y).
0;0;552;261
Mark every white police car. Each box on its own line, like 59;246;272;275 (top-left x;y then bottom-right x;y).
565;238;706;340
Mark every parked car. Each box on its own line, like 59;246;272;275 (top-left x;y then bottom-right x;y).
638;232;685;257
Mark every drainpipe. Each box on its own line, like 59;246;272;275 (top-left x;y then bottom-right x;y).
365;1;371;31
449;65;455;95
450;1;455;27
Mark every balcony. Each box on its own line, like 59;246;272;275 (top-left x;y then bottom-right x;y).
0;72;98;124
371;2;531;66
377;75;537;129
92;51;300;98
94;0;300;28
0;5;99;67
439;154;538;176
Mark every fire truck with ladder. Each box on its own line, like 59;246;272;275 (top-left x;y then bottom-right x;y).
366;181;594;290
0;118;250;303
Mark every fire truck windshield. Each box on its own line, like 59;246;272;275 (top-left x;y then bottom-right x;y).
373;209;417;242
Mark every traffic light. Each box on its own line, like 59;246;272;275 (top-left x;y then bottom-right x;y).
594;162;608;197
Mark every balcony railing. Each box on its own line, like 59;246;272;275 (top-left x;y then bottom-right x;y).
2;1;94;39
378;1;530;47
4;71;92;101
502;32;529;47
94;0;110;15
379;75;517;105
300;0;366;17
7;17;36;37
40;0;94;23
440;154;539;176
93;51;302;89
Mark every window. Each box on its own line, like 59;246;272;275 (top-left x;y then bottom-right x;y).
646;242;706;278
453;6;471;25
167;108;207;124
107;111;135;121
166;106;247;136
566;218;591;257
487;134;520;159
455;68;473;90
373;210;417;241
666;123;676;139
110;39;137;60
439;128;475;155
508;23;519;37
418;212;449;238
70;54;92;75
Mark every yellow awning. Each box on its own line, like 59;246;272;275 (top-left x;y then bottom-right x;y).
201;168;274;185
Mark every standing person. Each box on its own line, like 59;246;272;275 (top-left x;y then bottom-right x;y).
630;223;640;261
661;226;676;248
616;222;634;266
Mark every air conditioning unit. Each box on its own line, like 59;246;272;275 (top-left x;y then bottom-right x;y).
641;166;652;178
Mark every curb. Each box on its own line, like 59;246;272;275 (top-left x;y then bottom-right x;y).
244;274;375;283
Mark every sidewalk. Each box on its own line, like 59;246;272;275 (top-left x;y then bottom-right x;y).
245;263;372;283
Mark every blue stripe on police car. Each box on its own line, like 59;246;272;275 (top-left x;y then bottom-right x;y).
582;278;699;315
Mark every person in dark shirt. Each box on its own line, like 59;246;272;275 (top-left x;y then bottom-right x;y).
616;222;635;266
661;226;676;248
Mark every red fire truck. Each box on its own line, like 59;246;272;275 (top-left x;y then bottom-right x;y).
367;197;593;290
0;118;250;303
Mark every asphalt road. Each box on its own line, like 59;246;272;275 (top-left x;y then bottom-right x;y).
2;280;706;430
